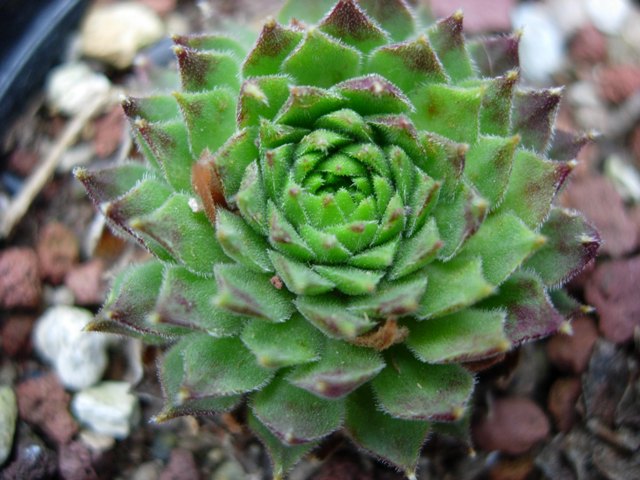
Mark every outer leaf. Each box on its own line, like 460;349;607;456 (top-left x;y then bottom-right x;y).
251;376;345;444
427;12;474;82
468;33;520;77
335;75;412;115
214;264;295;322
154;265;245;337
346;386;429;476
457;212;545;286
411;84;483;144
498;149;573;229
314;265;385;295
366;35;447;94
287;339;385;398
269;250;335;295
464;134;519;209
174;46;240;92
243;20;303;77
275;86;347;128
130;193;228;276
511;88;562;154
357;0;415;42
523;207;601;287
318;0;388;54
407;309;510;364
248;410;319;480
180;335;274;397
389;218;442;280
213;128;259;201
237;76;291;127
372;348;474;421
418;257;494;320
241;314;324;368
479;269;565;346
157;340;241;421
174;88;237;157
282;29;362;88
74;163;149;205
478;70;518;136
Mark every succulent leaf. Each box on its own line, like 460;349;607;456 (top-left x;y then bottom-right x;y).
78;1;601;476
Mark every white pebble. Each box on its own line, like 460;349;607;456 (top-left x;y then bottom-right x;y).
0;386;17;466
605;155;640;203
585;0;631;35
46;62;111;116
512;4;565;84
33;306;110;391
72;382;140;439
81;2;165;69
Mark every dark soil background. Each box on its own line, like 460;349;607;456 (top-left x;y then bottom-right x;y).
1;1;639;479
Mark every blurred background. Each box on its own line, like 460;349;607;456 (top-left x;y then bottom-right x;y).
0;1;639;479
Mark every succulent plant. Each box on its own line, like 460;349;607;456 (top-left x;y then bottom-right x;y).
76;0;600;477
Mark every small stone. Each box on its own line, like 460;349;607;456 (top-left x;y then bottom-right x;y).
138;0;177;16
159;449;199;480
45;62;111;116
429;0;513;33
72;382;139;439
7;149;39;177
65;260;107;306
547;0;589;35
0;248;41;310
16;373;79;445
585;257;640;343
0;424;57;479
599;65;640;104
81;3;165;69
547;316;599;374
585;0;632;34
473;397;550;455
604;155;640;202
489;455;535;480
56;143;96;173
37;222;79;284
78;430;116;454
561;176;637;258
0;386;17;466
59;441;98;480
511;4;564;84
43;285;75;306
548;377;582;432
94;107;125;158
131;461;163;480
582;340;628;424
33;305;109;390
0;315;35;357
570;24;607;64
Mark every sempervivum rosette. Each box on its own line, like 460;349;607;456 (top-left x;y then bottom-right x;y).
76;0;600;477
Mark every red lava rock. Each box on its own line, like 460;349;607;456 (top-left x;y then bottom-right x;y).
472;397;550;455
546;316;599;374
65;260;107;305
561;176;637;258
159;449;200;480
16;372;79;445
0;247;41;309
37;222;79;284
93;106;125;158
429;0;514;33
585;257;640;343
59;441;99;480
138;0;176;16
599;65;640;104
0;315;36;357
570;24;607;64
7;148;39;177
547;377;582;432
